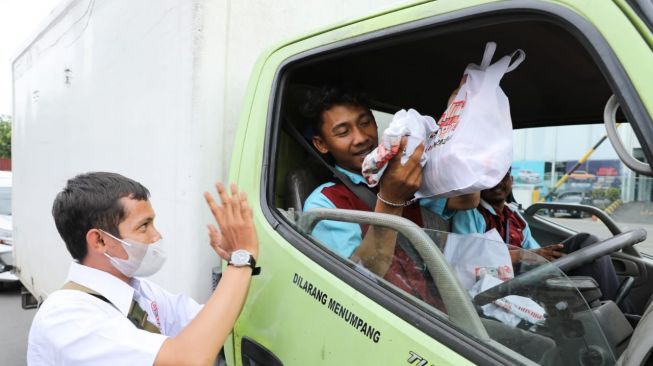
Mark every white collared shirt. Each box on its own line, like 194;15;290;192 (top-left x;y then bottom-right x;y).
27;262;202;366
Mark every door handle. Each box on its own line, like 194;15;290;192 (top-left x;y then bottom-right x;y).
241;337;283;366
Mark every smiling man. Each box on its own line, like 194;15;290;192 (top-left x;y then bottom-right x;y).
302;86;478;307
452;168;549;252
451;168;626;307
28;172;259;366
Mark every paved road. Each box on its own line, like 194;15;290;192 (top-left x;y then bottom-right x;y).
0;283;36;366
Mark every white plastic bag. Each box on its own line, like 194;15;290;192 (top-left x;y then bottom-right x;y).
443;229;514;291
361;109;434;186
469;275;546;327
445;230;546;327
416;42;525;198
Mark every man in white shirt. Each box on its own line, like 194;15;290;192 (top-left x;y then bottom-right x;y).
28;172;259;366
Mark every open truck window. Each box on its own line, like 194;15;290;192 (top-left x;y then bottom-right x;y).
257;3;653;365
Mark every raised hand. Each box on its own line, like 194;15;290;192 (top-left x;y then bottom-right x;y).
204;182;259;261
378;137;424;205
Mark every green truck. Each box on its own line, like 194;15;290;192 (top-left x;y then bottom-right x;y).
229;1;653;365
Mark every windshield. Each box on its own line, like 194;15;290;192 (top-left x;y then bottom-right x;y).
433;230;615;365
292;211;615;365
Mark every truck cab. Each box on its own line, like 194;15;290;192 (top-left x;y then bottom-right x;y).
229;1;653;365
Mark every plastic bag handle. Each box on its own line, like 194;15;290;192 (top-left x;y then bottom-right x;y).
505;49;526;73
479;42;497;69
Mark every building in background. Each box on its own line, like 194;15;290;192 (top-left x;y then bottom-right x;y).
512;123;651;204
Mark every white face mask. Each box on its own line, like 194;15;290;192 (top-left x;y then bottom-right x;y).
100;230;167;277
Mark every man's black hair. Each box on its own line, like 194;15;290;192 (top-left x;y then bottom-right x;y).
301;85;371;137
52;172;150;261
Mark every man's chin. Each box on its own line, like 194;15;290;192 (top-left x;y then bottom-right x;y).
340;164;362;174
482;193;506;203
353;157;366;170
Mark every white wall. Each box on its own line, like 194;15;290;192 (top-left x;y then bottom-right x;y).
13;0;406;302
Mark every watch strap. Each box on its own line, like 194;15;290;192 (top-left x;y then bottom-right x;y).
248;255;261;276
228;253;261;276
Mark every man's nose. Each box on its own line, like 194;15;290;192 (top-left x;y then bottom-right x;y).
351;127;370;145
151;227;162;242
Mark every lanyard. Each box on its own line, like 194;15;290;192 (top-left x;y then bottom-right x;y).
504;219;510;244
494;210;511;245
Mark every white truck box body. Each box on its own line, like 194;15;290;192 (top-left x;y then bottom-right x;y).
12;0;400;302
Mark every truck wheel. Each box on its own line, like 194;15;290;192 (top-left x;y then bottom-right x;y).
21;287;38;309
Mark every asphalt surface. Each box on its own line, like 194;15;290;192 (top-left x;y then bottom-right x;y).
612;202;653;226
0;283;36;366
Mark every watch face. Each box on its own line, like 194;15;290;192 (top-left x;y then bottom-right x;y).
231;249;251;266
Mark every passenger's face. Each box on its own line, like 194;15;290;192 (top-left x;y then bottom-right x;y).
481;171;513;204
312;105;378;173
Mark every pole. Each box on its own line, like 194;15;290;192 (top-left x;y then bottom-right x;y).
544;124;621;201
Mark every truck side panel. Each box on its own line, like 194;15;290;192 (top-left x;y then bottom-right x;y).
12;0;403;303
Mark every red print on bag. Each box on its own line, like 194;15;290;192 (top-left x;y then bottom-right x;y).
151;302;161;328
433;98;465;147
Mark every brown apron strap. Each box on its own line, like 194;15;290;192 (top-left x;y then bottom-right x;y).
63;281;161;334
63;281;112;304
62;281;101;294
128;300;161;334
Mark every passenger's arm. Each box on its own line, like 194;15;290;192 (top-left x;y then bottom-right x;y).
532;244;565;261
353;141;424;276
154;183;258;366
519;221;565;261
445;192;480;210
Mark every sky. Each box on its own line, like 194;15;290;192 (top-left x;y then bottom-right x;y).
0;0;62;116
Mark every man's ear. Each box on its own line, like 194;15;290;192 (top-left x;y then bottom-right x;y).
312;135;329;154
85;229;105;255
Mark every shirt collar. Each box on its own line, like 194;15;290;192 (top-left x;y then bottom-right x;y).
335;165;366;185
480;199;517;217
479;199;497;215
66;262;135;316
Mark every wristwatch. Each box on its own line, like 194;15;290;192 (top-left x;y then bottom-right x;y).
228;249;261;275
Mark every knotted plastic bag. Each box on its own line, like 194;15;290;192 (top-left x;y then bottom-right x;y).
361;109;435;186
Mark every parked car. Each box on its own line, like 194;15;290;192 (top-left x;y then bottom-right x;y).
568;170;596;182
516;169;541;184
0;171;17;286
548;191;610;218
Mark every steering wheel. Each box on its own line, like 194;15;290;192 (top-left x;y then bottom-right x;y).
553;229;646;272
474;229;647;307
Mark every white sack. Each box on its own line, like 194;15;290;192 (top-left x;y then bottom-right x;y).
361;109;435;186
443;229;514;291
416;41;525;198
